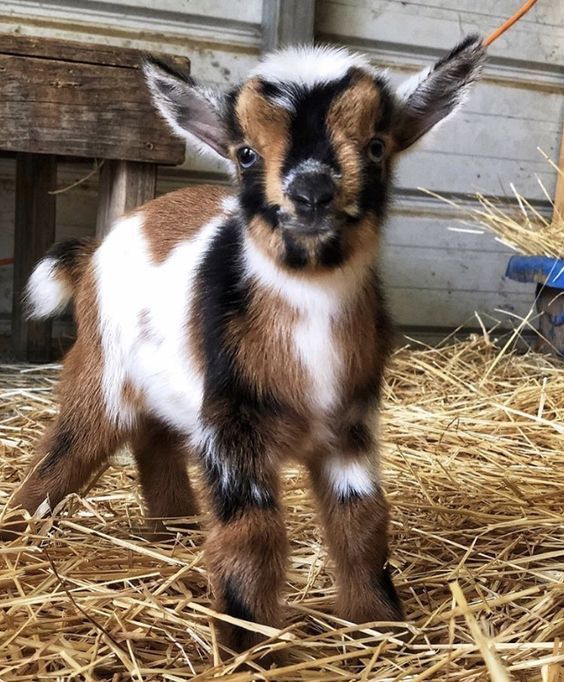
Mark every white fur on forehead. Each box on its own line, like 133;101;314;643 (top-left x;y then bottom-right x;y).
250;44;373;90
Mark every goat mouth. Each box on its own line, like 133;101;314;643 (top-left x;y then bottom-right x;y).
277;208;346;236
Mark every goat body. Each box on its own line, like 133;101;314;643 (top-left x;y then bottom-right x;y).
3;37;486;656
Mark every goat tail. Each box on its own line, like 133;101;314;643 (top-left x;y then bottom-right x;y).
25;238;97;319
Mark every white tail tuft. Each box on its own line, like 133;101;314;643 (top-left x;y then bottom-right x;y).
25;257;72;319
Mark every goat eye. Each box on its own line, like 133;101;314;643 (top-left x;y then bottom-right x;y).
237;146;259;169
368;138;386;162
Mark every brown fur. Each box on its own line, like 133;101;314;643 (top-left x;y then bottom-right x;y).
132;420;199;535
229;283;307;409
4;266;127;538
246;215;288;270
326;73;384;209
235;80;293;212
141;184;229;263
205;506;288;655
308;458;397;622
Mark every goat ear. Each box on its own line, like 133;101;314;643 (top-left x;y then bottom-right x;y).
143;56;230;159
393;34;486;151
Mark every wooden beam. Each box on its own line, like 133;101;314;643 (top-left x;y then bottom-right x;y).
552;131;564;223
0;36;189;164
96;160;157;238
0;34;190;71
12;153;57;363
262;0;316;51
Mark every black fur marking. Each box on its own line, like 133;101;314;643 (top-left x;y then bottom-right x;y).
337;489;362;504
39;424;75;475
205;464;275;523
201;416;276;523
373;79;396;132
224;86;243;140
260;203;280;229
433;33;483;72
47;238;91;273
238;169;279;229
358;161;390;223
282;74;352;176
196;217;281;522
317;233;345;268
282;232;309;269
223;576;254;622
344;422;373;453
259;79;285;102
197;218;250;400
379;564;403;616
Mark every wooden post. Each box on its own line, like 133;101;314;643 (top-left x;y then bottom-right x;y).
552;131;564;223
96;160;157;238
12;153;57;363
262;0;316;51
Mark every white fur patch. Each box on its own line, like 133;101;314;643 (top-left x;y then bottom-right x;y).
191;423;232;488
221;195;239;213
242;232;369;308
251;44;372;92
93;213;221;430
395;66;432;101
325;456;375;498
294;298;342;413
25;257;72;319
282;159;337;193
242;235;371;414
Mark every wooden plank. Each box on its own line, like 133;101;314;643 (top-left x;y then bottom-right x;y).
12;153;57;363
553;132;564;222
0;49;188;164
96;160;157;237
100;0;263;23
262;0;316;50
386;287;534;328
0;34;191;72
381;246;528;295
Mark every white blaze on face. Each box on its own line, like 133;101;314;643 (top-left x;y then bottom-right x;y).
250;44;372;93
93;213;221;431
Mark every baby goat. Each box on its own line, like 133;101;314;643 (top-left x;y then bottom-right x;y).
3;36;485;652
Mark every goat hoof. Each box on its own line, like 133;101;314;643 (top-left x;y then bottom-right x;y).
0;512;29;541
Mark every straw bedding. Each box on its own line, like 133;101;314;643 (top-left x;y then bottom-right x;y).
0;335;562;680
423;155;564;258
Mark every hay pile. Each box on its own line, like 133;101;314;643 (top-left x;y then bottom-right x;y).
423;154;564;258
0;336;563;680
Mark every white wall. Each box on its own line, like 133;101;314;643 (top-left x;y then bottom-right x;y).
0;0;562;333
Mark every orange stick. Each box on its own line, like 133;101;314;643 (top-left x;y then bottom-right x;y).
483;0;539;47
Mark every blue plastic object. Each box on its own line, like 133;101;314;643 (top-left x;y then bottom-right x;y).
505;256;564;289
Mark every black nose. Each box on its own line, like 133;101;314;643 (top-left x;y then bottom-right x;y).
287;173;335;214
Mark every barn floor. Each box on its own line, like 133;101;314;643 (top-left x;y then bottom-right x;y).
0;336;562;681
